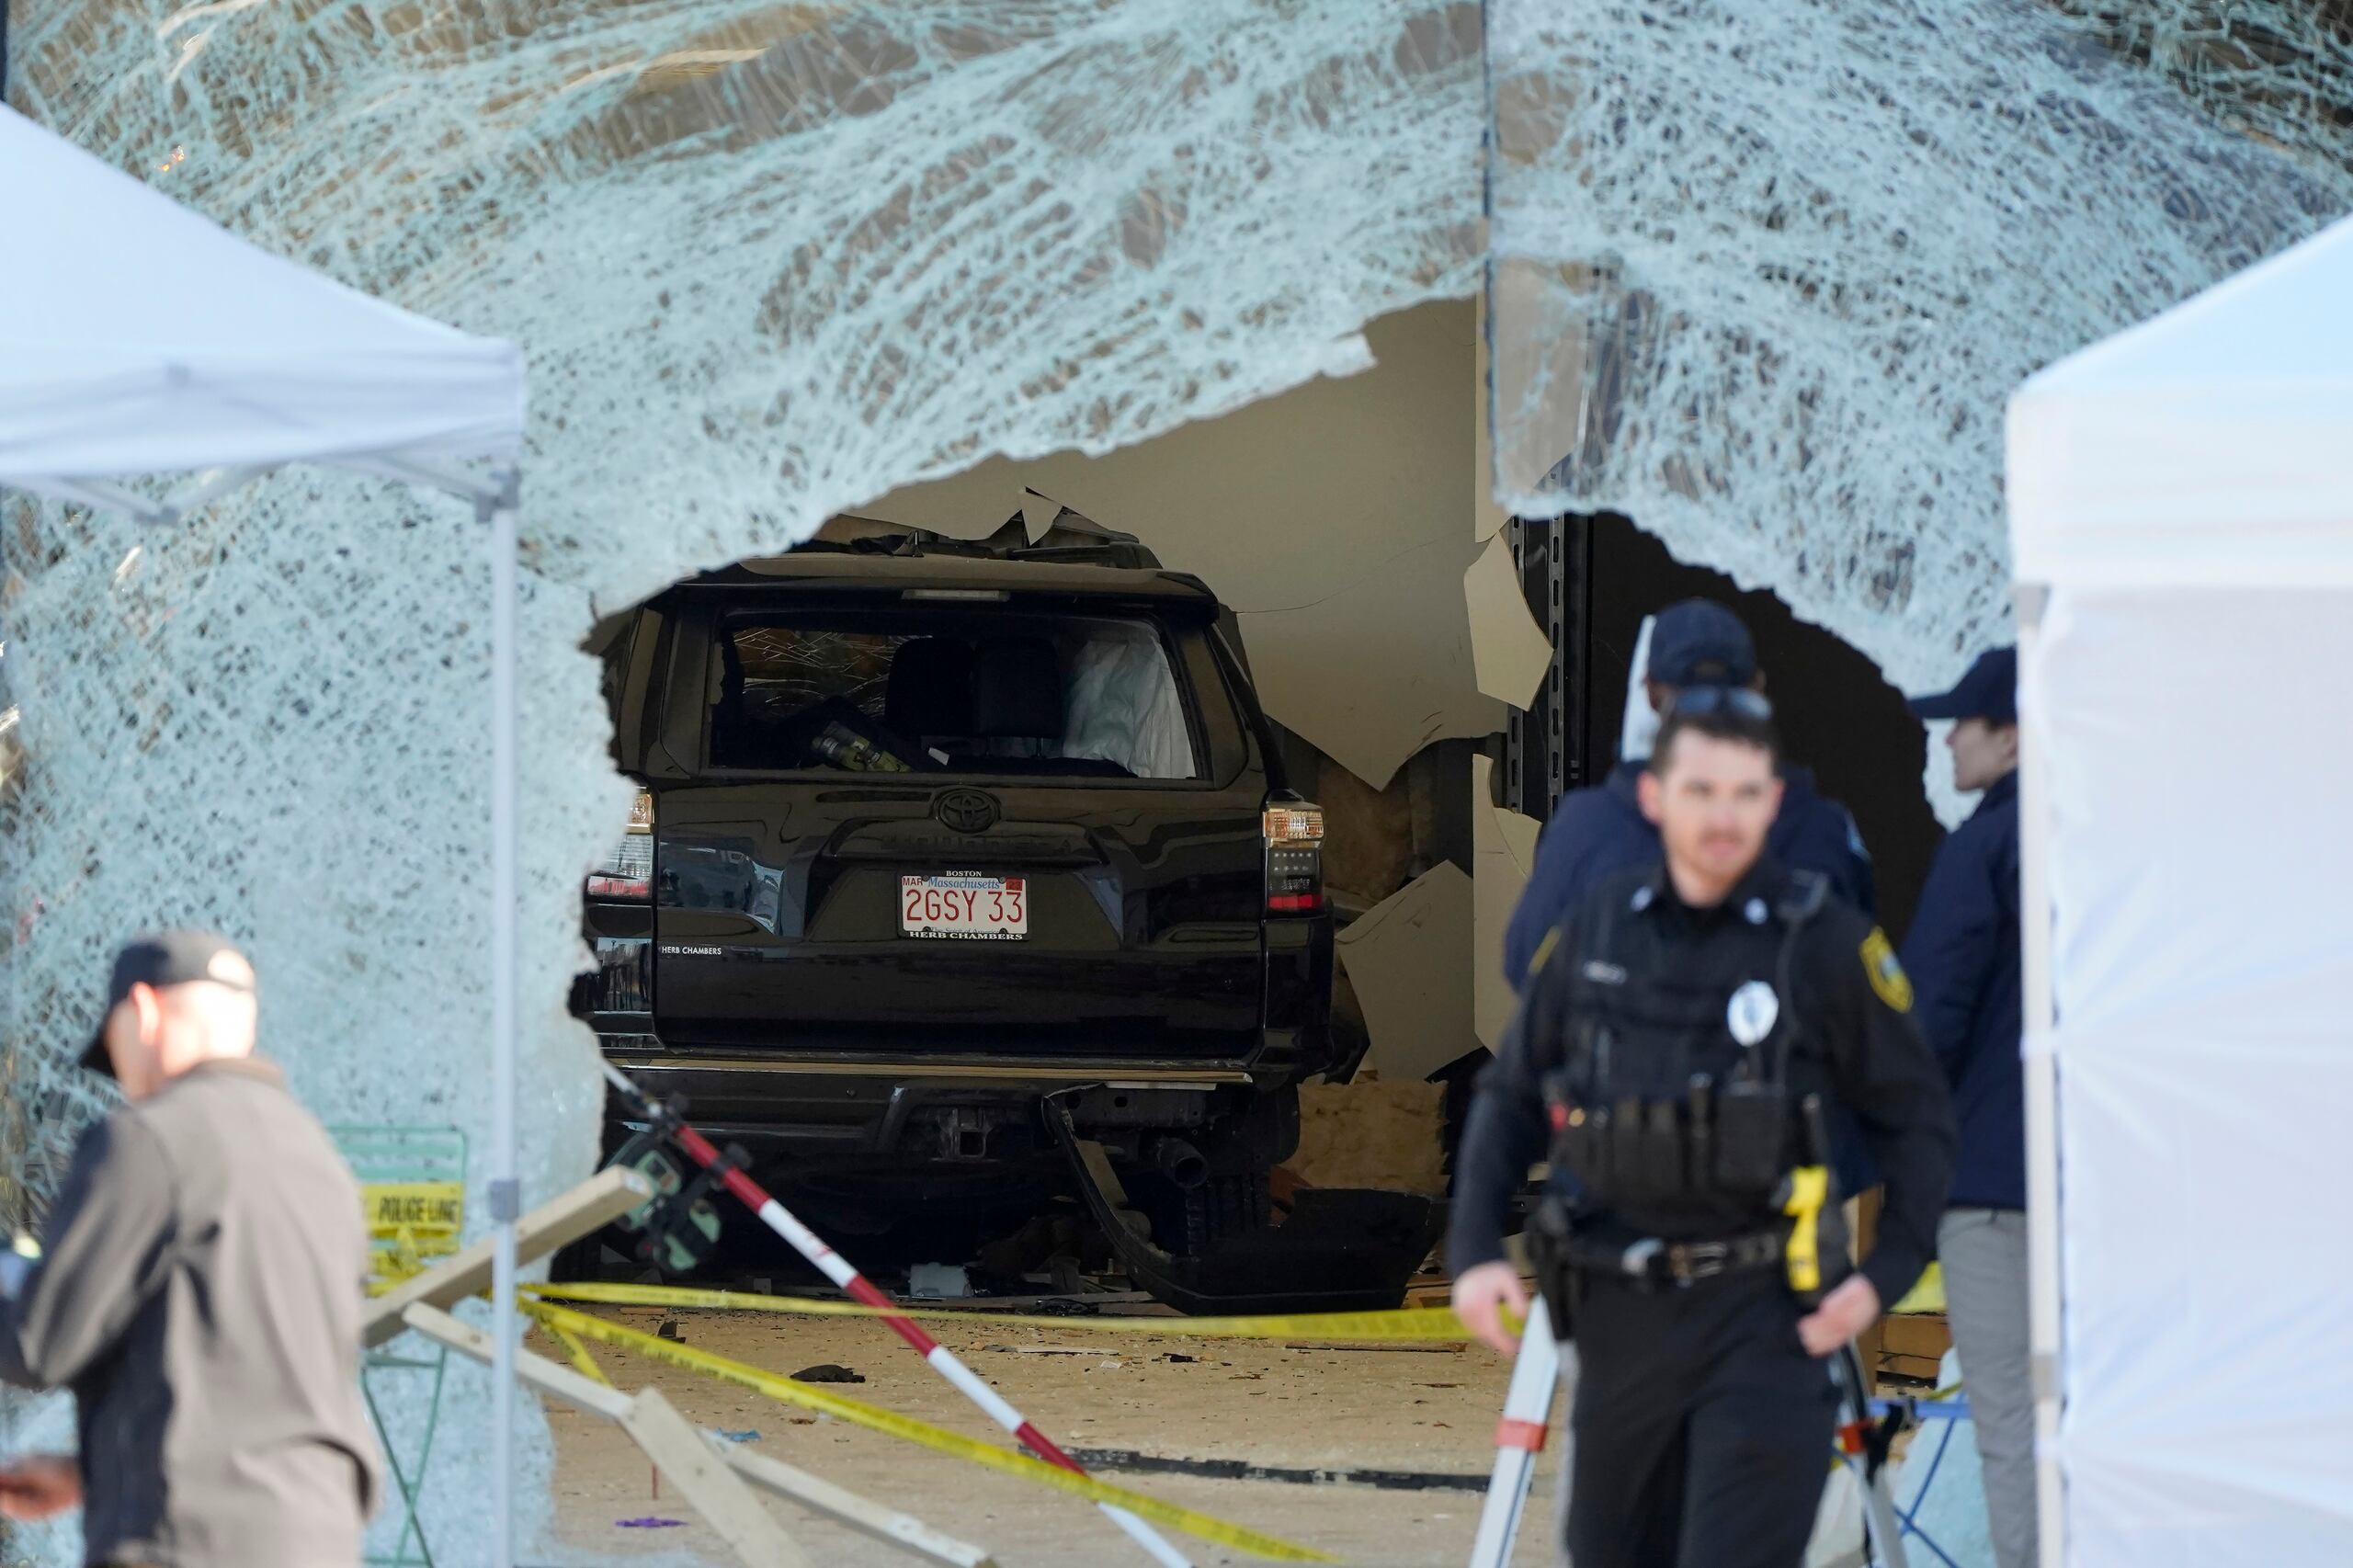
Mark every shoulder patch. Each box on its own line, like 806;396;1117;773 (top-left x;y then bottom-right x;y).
1859;926;1914;1013
1526;926;1563;980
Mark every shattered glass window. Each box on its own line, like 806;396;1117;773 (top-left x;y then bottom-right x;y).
1485;0;2353;702
1;5;1480;1559
728;623;907;731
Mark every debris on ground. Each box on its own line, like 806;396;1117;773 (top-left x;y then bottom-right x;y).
908;1262;972;1299
716;1428;761;1442
616;1517;686;1528
790;1362;866;1384
551;1309;1534;1567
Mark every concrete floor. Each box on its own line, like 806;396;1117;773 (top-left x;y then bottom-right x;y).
538;1304;1561;1568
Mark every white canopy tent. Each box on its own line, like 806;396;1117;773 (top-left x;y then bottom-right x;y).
2008;212;2353;1567
0;105;531;1563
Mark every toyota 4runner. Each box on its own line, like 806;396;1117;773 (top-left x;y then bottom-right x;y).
575;515;1339;1276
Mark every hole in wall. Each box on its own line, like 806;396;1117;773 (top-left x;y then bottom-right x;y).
1581;512;1942;939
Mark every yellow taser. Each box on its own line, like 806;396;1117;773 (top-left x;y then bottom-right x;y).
1779;1165;1831;1295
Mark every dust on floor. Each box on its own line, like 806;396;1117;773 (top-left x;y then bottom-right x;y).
536;1305;1561;1567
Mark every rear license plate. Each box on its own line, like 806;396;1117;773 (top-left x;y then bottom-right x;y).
900;873;1029;941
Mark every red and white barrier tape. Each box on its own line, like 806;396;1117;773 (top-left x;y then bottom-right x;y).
602;1062;1193;1568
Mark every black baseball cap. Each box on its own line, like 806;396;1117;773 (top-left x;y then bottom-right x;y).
81;930;255;1075
1907;646;2018;726
1647;599;1757;687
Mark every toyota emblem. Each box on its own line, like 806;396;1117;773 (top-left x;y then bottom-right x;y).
935;789;1000;834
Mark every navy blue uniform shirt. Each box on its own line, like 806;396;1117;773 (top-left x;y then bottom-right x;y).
1898;770;2024;1210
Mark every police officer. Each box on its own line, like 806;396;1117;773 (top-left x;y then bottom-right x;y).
1900;646;2033;1568
1501;598;1875;984
1452;694;1956;1568
1502;598;1884;1205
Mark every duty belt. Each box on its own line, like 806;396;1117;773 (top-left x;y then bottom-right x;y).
1565;1229;1784;1288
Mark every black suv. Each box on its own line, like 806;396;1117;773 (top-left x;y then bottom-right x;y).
576;516;1336;1274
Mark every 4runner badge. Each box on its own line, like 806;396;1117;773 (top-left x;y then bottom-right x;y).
935;789;1000;834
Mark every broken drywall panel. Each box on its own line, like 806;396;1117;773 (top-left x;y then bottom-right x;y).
1619;615;1661;765
1462;532;1552;710
1336;861;1477;1084
1472;755;1518;1049
1471;755;1543;1050
1241;533;1504;791
1496;795;1540;879
1020;488;1061;545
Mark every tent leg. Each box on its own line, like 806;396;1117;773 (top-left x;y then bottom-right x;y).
483;473;522;1568
2014;584;2063;1568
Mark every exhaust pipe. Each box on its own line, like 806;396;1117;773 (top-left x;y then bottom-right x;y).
1151;1136;1209;1190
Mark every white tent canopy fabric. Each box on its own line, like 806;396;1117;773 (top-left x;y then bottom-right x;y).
0;106;522;502
2008;211;2353;1568
0;103;531;1564
2010;213;2353;587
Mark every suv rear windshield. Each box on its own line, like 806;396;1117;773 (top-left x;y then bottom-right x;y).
709;608;1211;781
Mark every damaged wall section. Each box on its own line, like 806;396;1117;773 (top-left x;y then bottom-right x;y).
2;4;1483;1561
864;301;1505;792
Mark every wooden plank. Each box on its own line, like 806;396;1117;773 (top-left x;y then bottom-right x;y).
363;1166;653;1346
403;1304;995;1568
618;1386;813;1568
404;1303;630;1417
722;1441;998;1568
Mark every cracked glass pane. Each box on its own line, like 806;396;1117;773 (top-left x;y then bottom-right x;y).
1486;0;2353;698
2;3;1480;1558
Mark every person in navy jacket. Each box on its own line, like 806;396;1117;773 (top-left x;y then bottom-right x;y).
1501;599;1876;987
1899;644;2032;1568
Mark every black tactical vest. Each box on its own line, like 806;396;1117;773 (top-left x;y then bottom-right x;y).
1542;869;1830;1240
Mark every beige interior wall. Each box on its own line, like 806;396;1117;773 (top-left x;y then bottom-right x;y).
857;300;1503;791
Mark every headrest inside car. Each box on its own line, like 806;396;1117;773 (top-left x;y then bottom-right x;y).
972;638;1063;739
884;638;974;737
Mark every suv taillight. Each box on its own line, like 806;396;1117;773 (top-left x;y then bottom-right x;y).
585;789;654;899
1264;801;1325;915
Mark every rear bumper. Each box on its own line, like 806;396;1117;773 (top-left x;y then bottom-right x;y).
600;1049;1257;1161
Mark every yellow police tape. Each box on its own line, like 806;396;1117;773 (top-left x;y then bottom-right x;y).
524;1300;1339;1562
525;1279;1474;1343
542;1318;614;1387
